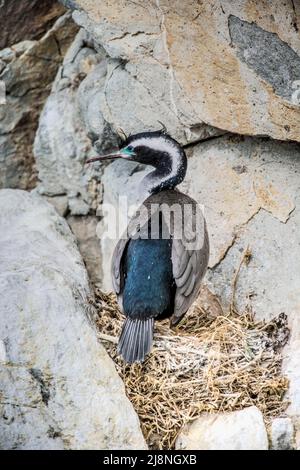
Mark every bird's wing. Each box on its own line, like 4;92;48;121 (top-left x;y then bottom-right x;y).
111;236;128;295
111;200;153;295
169;202;209;326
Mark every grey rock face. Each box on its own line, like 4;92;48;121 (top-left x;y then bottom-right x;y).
180;136;300;321
0;189;146;450
229;16;300;102
0;0;66;49
0;12;78;190
2;0;298;449
176;406;269;450
60;0;300;142
67;215;102;283
271;418;294;450
34;28;117;213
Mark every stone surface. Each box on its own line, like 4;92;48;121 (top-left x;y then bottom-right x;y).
0;0;66;49
0;189;146;450
34;5;224;216
271;417;294;450
0;12;78;190
34;28;113;214
183;136;299;325
180;136;300;320
61;0;300;142
67;215;102;283
176;406;268;450
45;195;69;217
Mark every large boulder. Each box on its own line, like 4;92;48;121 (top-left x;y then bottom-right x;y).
61;0;300;142
67;215;103;283
0;189;146;450
99;135;300;310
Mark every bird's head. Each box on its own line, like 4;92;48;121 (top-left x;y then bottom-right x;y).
87;130;187;193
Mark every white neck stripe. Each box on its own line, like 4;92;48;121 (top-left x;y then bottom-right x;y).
130;136;182;182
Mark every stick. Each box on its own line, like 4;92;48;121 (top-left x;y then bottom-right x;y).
98;332;118;344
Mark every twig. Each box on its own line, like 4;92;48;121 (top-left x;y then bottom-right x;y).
98;332;118;344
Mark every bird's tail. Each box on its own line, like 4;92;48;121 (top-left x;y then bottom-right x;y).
117;317;154;364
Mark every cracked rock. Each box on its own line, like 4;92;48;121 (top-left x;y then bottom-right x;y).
0;0;66;50
34;28;115;212
0;11;78;190
0;189;146;450
61;0;300;142
271;417;294;450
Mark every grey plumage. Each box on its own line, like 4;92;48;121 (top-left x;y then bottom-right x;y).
117;317;154;363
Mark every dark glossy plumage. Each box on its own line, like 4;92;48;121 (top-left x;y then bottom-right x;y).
123;237;175;320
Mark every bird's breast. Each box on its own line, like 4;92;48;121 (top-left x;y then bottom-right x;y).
122;237;175;320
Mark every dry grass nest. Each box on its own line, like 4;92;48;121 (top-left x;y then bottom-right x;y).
89;285;289;450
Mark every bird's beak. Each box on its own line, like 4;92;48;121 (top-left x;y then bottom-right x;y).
86;150;135;164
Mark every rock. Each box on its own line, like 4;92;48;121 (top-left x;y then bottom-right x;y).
0;12;78;190
283;312;300;435
34;28;112;213
0;189;146;450
189;285;224;319
0;1;66;50
296;429;300;450
179;135;300;322
271;417;294;450
61;0;300;143
33;14;222;215
67;215;102;283
176;406;268;450
45;195;69;217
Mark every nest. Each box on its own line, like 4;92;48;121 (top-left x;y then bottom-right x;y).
91;285;289;450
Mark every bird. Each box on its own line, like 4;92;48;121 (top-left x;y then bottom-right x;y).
87;130;209;363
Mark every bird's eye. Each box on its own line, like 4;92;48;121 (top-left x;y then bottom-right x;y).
121;145;135;156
